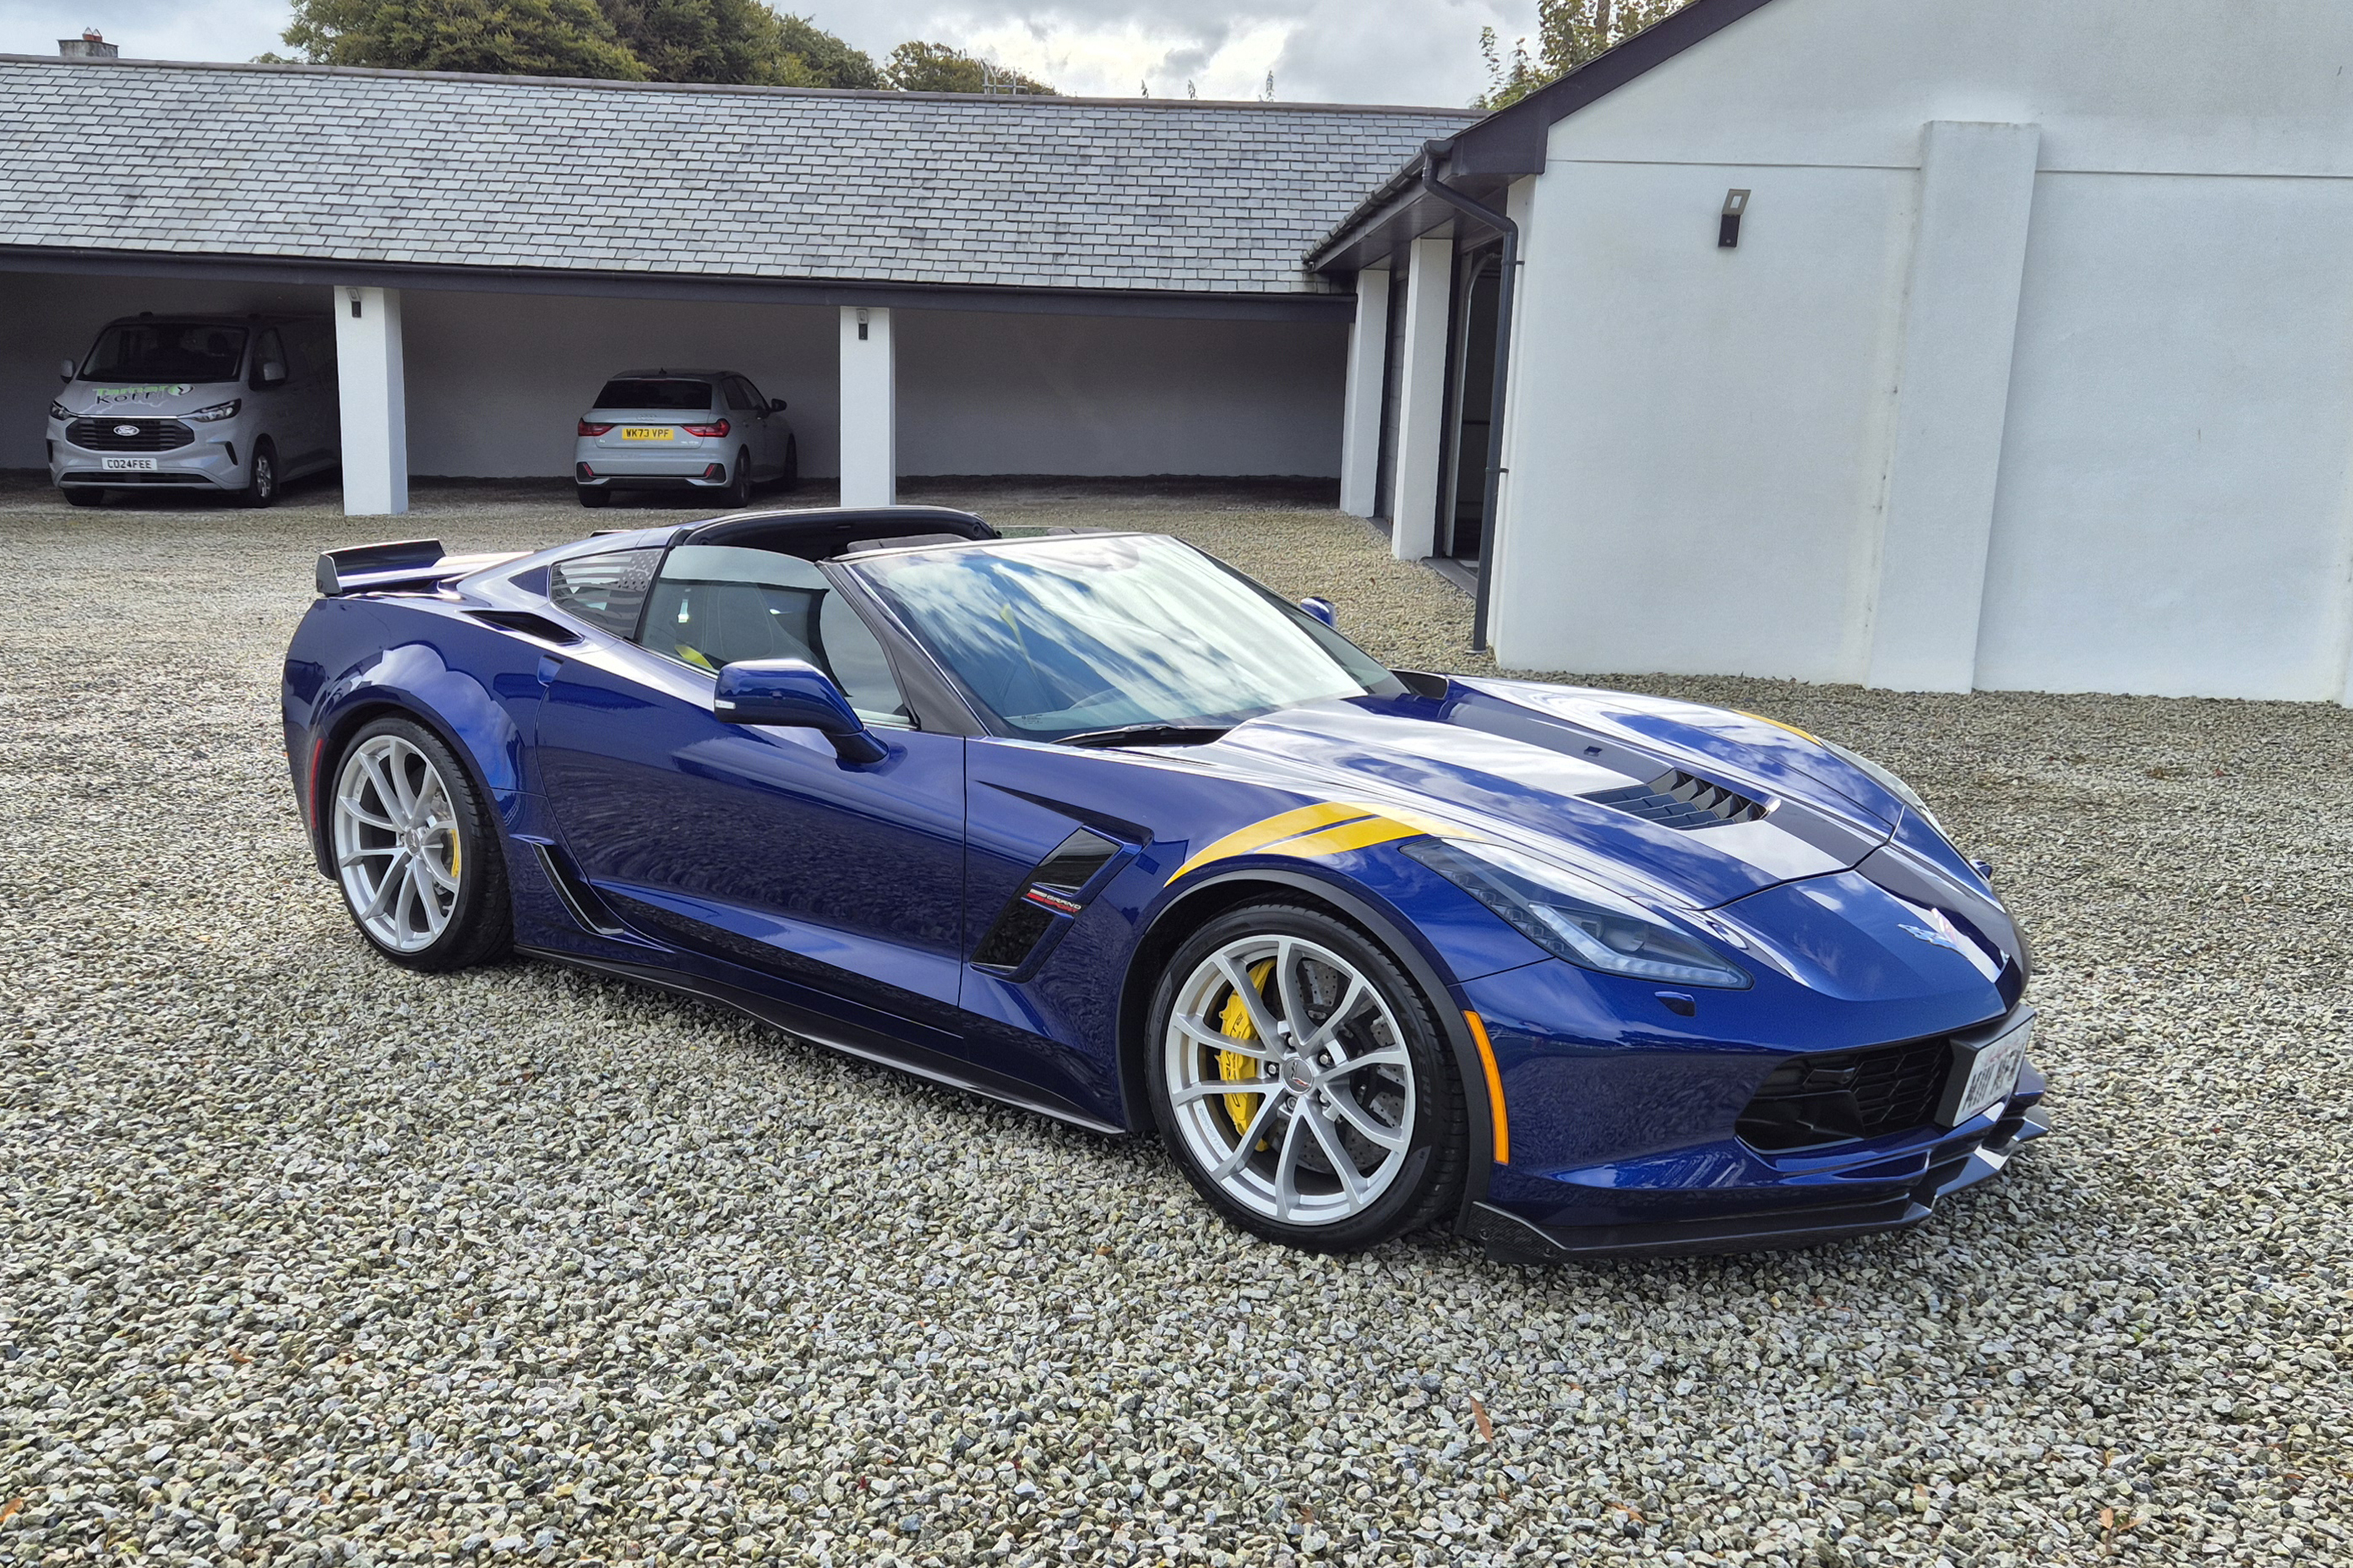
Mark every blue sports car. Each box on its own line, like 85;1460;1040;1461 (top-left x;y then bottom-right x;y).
281;505;2047;1260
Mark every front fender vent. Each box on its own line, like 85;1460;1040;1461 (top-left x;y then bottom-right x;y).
972;828;1125;974
1585;770;1765;830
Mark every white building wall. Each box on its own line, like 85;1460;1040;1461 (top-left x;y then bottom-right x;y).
4;272;1348;482
1488;0;2353;703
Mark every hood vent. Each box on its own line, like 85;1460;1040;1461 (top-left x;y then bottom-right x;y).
1584;770;1766;830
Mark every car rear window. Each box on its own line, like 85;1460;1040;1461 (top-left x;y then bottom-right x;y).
593;379;715;411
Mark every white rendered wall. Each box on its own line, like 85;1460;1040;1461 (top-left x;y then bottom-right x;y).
1486;0;2353;703
838;305;896;507
1390;233;1456;560
334;286;408;516
1337;267;1391;515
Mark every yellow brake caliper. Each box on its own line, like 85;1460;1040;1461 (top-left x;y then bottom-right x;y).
1218;960;1276;1148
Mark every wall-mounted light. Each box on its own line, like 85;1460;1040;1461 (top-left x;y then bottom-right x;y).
1719;189;1750;249
348;287;363;319
857;307;869;342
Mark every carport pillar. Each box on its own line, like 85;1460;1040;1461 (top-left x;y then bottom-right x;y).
334;286;409;516
839;305;896;507
1338;266;1391;518
1390;233;1454;561
1866;122;2041;693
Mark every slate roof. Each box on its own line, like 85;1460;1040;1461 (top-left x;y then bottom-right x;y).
0;57;1479;296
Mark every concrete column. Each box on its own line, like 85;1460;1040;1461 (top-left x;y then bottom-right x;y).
839;305;896;507
334;286;408;516
1865;122;2041;692
1337;266;1391;518
1390;232;1455;560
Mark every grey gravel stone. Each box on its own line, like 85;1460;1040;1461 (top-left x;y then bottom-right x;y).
3;476;2350;1568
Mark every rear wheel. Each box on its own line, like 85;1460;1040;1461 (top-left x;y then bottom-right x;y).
63;487;102;508
577;485;611;508
1148;902;1466;1252
329;716;512;971
240;438;278;509
722;448;753;509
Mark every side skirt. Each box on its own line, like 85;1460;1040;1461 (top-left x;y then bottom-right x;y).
517;945;1127;1137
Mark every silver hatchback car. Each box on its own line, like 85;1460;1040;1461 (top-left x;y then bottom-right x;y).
574;369;798;509
48;313;339;507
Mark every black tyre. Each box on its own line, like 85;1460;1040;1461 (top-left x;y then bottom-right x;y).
63;487;103;508
782;435;800;492
240;438;279;509
577;485;611;508
1147;901;1468;1253
722;448;753;509
325;715;512;972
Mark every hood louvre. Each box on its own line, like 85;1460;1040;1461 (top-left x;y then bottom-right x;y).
1584;770;1766;830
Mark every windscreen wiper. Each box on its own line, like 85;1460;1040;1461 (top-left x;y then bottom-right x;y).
1055;722;1233;749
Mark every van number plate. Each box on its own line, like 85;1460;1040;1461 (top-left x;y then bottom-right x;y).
620;427;673;441
103;457;158;471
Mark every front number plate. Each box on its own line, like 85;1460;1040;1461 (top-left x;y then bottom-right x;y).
620;427;674;441
1944;1013;2033;1125
102;456;158;471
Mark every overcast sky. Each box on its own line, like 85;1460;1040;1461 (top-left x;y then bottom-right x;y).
3;1;1533;105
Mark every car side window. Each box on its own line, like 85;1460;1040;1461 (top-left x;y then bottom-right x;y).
725;378;760;412
640;544;912;726
549;547;662;638
250;329;287;389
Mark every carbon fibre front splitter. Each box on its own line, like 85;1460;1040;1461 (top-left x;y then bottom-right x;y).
1464;1103;2051;1263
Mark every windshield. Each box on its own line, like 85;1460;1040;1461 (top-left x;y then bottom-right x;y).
853;533;1399;742
79;323;248;384
593;378;716;411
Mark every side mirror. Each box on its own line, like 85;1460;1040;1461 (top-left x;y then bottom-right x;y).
712;658;887;764
769;397;788;413
259;360;287;386
1299;596;1337;628
58;359;76;383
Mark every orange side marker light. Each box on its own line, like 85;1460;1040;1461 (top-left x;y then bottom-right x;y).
1464;1010;1509;1164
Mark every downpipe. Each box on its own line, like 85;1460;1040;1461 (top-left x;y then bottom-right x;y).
1418;139;1517;652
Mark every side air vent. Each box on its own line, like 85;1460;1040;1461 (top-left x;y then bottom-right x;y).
1585;770;1766;830
1736;1037;1953;1151
972;829;1125;974
469;609;583;645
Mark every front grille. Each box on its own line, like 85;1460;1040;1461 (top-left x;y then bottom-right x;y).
1736;1037;1952;1151
1585;769;1766;830
68;417;194;451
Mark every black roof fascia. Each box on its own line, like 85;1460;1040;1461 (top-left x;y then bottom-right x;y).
0;245;1354;323
1307;0;1782;274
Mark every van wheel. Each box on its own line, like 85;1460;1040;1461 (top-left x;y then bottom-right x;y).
64;488;103;508
240;439;279;509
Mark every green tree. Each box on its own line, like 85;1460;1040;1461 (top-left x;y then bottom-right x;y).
884;41;1054;95
597;0;812;84
1477;0;1692;109
776;11;884;88
280;0;648;79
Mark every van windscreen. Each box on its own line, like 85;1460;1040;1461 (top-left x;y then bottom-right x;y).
593;379;715;411
81;324;248;384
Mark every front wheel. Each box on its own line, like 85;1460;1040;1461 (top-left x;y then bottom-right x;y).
1147;902;1467;1252
240;438;278;508
329;716;512;971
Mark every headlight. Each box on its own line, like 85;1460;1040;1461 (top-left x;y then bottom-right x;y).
185;400;242;422
1817;738;1945;836
1404;839;1751;988
47;400;72;421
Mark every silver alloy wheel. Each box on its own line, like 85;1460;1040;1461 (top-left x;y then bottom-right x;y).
332;734;462;953
1163;934;1416;1226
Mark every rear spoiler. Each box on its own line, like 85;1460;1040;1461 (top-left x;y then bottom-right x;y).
315;538;529;596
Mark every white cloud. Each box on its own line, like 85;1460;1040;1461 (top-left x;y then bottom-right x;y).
0;1;1536;106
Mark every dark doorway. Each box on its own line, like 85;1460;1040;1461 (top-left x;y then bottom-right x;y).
1437;252;1501;562
1372;260;1408;521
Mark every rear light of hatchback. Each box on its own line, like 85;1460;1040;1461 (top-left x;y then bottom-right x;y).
578;421;615;437
681;419;730;438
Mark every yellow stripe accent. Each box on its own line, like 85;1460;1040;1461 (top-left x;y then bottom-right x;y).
1262;815;1424;860
1167;800;1375;882
1464;1010;1509;1164
1734;709;1820;744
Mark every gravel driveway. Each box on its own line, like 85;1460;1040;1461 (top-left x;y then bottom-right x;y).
4;480;2350;1566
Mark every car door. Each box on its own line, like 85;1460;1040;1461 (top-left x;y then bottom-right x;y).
728;376;778;478
533;542;968;1044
